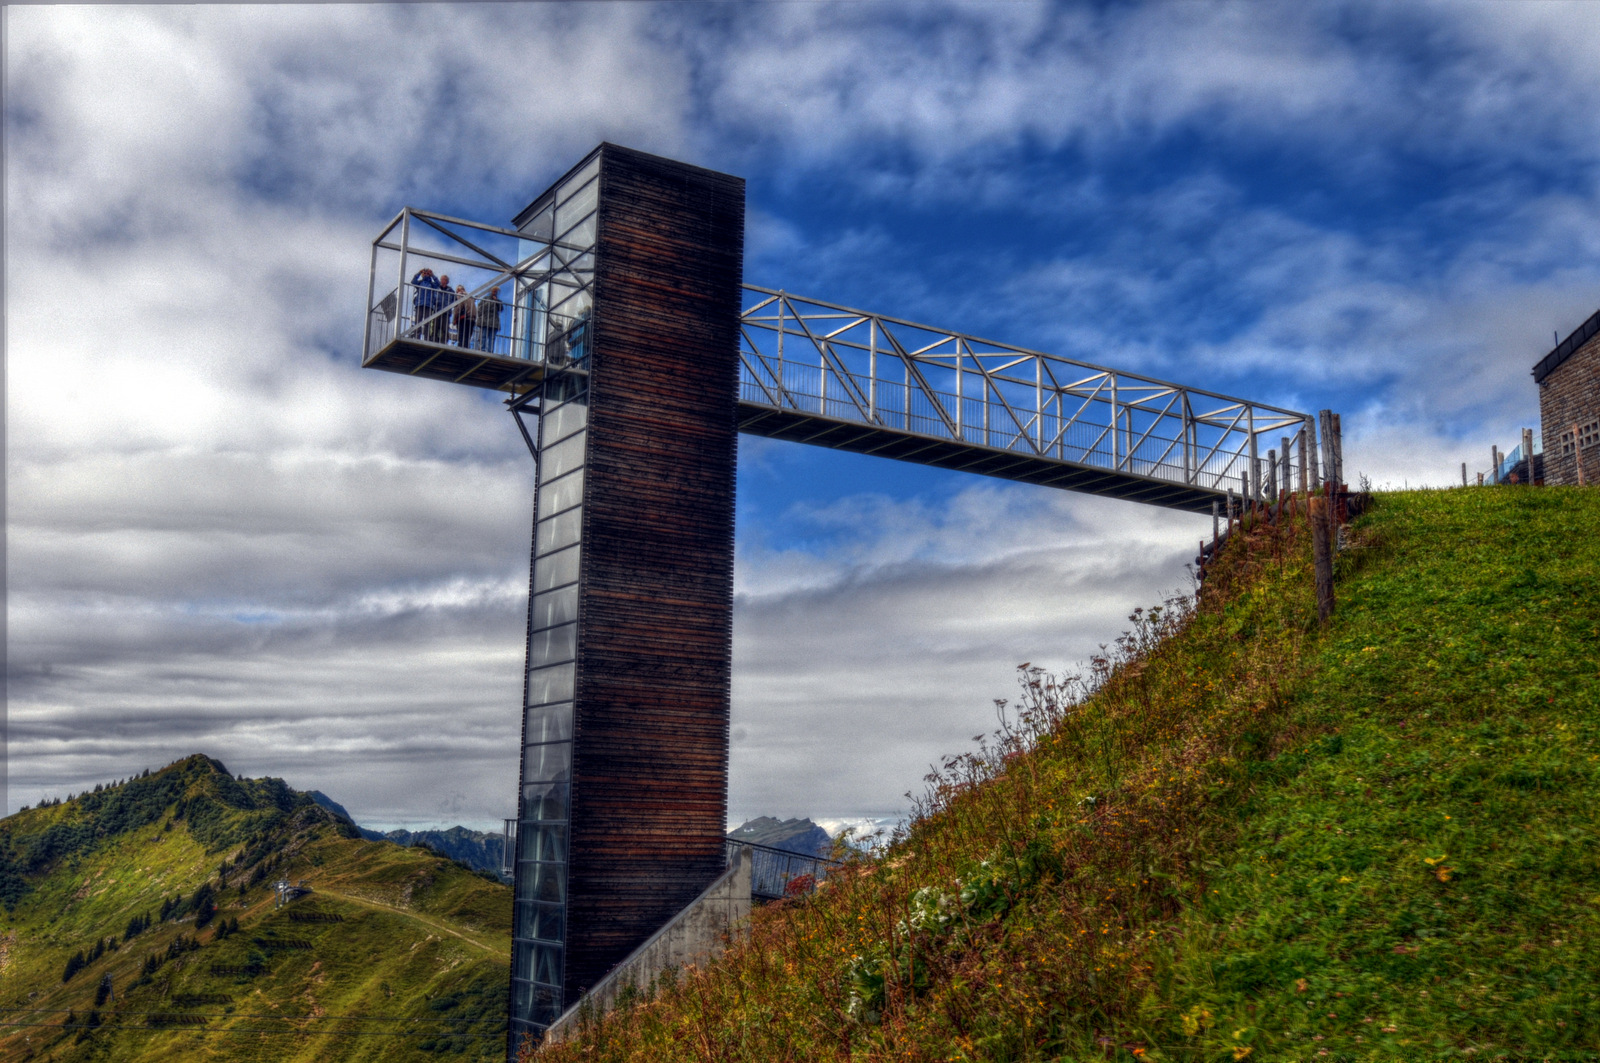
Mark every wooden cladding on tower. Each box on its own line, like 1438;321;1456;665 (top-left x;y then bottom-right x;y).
563;145;745;1000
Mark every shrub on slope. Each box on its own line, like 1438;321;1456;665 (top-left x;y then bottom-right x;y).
536;487;1600;1062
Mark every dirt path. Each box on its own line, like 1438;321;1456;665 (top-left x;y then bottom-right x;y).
313;889;505;957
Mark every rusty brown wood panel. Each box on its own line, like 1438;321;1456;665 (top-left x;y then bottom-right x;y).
561;145;745;1000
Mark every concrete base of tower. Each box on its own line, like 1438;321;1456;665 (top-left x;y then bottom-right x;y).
540;846;752;1046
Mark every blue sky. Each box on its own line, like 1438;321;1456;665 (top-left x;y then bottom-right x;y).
7;2;1599;831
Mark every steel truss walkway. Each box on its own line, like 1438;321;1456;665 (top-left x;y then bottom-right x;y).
362;207;1314;515
737;288;1312;514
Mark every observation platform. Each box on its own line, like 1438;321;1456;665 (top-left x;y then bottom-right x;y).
363;218;1314;517
361;206;595;395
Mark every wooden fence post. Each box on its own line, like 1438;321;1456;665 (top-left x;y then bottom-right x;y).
1298;428;1309;493
1461;461;1467;487
1310;493;1335;623
1522;427;1534;484
1331;413;1344;486
1318;410;1336;488
1575;423;1588;487
1250;433;1261;501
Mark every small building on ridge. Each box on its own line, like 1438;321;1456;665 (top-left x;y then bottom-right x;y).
1534;307;1600;486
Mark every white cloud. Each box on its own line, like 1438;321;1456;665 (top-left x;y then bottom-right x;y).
729;484;1202;822
8;1;1600;829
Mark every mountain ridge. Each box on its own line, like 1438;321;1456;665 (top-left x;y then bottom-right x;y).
0;753;510;1062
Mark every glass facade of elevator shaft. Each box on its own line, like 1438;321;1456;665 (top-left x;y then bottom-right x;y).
507;154;598;1045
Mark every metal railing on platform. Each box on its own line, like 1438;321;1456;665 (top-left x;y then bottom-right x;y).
366;280;591;367
363;205;596;377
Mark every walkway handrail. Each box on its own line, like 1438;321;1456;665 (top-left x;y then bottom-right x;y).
739;287;1315;501
726;838;842;900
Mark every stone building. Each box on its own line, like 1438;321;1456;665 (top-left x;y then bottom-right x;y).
1534;307;1600;486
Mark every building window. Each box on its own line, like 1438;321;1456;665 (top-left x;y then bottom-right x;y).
1559;420;1600;455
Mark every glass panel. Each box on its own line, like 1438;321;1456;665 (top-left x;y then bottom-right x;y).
541;431;586;482
528;623;576;668
530;585;578;634
511;979;537;1014
540;400;588;447
547;306;591;367
514;903;536;942
524;702;573;745
521;781;570;822
514;281;547;363
528;984;563;1024
514;862;567;904
507;982;562;1027
556;280;595;316
515;901;566;944
544;370;587;407
547;279;580;317
538;469;584;519
535;508;582;554
517;823;568;863
557;213;597;251
555;180;598;237
527;661;574;706
534;943;563;985
558;159;600;203
519;204;554;242
518;246;551;273
513;942;537;982
521;740;571;783
533;545;580;594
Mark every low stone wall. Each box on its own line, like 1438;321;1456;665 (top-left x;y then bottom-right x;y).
543;846;751;1046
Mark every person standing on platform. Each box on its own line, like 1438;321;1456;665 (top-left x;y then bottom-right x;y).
453;285;476;349
432;276;451;343
477;287;504;354
410;268;438;339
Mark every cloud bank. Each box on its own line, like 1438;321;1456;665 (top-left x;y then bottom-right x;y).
7;2;1599;827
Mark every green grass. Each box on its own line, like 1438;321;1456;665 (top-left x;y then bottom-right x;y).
0;755;512;1062
536;487;1600;1062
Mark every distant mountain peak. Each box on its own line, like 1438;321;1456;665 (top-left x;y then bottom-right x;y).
727;816;832;857
306;790;356;824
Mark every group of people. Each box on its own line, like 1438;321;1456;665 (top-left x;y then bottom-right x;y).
410;268;505;353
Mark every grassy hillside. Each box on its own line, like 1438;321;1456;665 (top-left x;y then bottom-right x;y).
0;755;510;1062
537;487;1600;1062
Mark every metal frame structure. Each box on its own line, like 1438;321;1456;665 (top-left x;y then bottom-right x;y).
737;288;1315;512
361;146;1331;1057
362;206;595;393
361;234;1319;515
